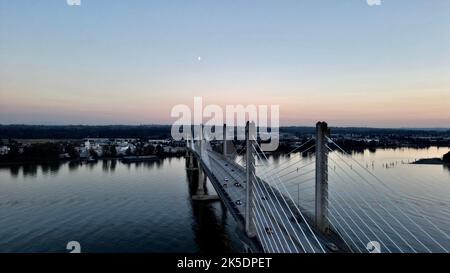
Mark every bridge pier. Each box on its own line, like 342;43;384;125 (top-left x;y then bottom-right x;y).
236;226;263;253
315;121;330;234
196;164;207;195
191;155;219;202
185;151;198;171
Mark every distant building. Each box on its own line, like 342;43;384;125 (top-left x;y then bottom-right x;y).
0;146;10;155
115;142;136;156
82;139;105;157
163;146;185;154
280;133;298;140
59;153;71;159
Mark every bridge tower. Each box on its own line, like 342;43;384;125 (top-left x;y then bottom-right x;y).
199;124;203;152
315;121;330;233
185;131;198;171
223;123;235;158
223;123;227;157
245;121;257;238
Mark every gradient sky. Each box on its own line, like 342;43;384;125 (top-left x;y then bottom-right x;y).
0;0;449;127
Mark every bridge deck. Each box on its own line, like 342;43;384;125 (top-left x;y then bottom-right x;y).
189;145;330;253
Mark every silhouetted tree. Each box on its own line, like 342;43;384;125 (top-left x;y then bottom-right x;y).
142;144;155;155
89;148;99;159
7;144;20;158
22;143;61;160
155;144;164;156
103;145;117;157
444;152;450;163
66;143;79;159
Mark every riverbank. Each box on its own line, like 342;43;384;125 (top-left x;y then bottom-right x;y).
0;156;165;167
412;158;450;165
412;151;450;165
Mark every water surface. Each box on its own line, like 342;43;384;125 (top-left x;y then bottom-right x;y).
1;147;449;253
0;158;241;253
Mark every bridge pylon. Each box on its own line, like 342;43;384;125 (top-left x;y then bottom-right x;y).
245;121;257;238
199;124;203;152
185;135;198;171
315;121;330;234
223;123;235;158
223;123;227;157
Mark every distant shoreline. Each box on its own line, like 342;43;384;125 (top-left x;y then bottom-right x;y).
412;158;450;165
0;156;167;167
1;124;450;140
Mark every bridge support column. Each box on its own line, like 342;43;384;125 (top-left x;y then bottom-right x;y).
186;151;198;171
191;162;220;201
315;121;330;234
196;164;207;195
245;121;257;238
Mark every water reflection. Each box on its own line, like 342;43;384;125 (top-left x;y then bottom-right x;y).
98;159;117;173
9;165;20;177
1;158;173;178
22;164;38;177
68;161;80;172
0;147;448;253
0;156;243;253
444;164;450;174
102;160;109;172
186;170;236;253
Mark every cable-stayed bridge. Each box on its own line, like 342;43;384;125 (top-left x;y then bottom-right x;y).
185;122;450;253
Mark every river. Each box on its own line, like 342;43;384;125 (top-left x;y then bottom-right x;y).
0;147;449;253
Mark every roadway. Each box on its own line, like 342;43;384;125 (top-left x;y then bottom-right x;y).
189;143;329;253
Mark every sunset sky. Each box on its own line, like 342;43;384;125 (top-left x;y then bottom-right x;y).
0;0;449;127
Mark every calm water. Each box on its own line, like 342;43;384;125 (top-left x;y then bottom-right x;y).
1;147;449;253
255;147;450;253
0;158;242;253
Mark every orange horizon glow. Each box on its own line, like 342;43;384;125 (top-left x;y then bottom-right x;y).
1;1;449;127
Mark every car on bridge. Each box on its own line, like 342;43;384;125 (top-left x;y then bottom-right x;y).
325;242;339;252
265;227;274;235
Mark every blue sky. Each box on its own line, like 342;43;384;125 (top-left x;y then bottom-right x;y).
0;0;449;127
